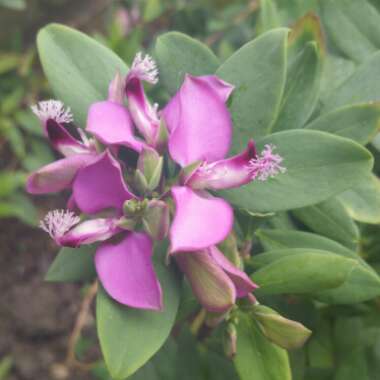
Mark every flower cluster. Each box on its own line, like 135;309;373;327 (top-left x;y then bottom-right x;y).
27;53;285;313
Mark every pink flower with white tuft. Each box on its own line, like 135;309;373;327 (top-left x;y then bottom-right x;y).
40;209;80;241
248;144;287;181
31;100;73;125
129;52;159;84
27;99;98;195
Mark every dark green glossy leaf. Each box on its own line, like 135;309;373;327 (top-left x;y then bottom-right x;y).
45;245;96;282
155;31;219;95
216;28;288;146
220;130;373;212
37;23;128;127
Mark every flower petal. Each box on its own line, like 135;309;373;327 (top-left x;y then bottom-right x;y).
73;150;134;214
125;78;160;146
175;250;236;313
26;154;96;194
87;101;144;152
164;75;233;166
170;186;233;253
95;232;162;310
185;140;257;190
46;120;92;157
209;246;258;297
58;218;121;247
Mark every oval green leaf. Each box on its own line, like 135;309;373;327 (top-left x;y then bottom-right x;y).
306;103;380;145
320;0;380;63
251;251;357;295
37;23;128;127
155;31;219;95
220;130;373;212
292;197;359;250
234;312;291;380
96;243;181;380
216;28;288;147
272;41;322;131
322;51;380;113
45;245;97;282
337;174;380;224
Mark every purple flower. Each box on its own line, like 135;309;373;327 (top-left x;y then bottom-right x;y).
40;150;163;311
27;100;98;194
163;74;285;312
33;52;286;315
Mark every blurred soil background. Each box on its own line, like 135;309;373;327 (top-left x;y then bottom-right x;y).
0;0;259;378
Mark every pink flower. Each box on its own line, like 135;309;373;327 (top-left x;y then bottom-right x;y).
27;100;98;194
163;75;285;312
32;52;286;315
40;151;163;311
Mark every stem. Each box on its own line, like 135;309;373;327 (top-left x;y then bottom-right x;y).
65;281;99;371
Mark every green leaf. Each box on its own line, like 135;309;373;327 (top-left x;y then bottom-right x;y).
319;54;355;100
288;12;325;55
216;28;288;146
333;317;369;380
256;0;280;34
305;103;380;145
97;242;181;379
234;312;291;380
306;319;334;370
155;32;219;95
0;171;25;197
255;229;380;304
37;23;128;127
0;0;25;10
220;130;373;212
292;197;359;250
320;0;380;63
252;305;312;350
0;193;38;225
337;174;380;224
251;250;357;295
45;245;97;282
272;41;322;131
322;51;380;113
256;228;357;259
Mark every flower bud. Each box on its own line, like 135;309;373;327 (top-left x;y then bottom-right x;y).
137;146;163;192
154;118;169;152
218;232;241;268
142;200;169;240
223;323;237;359
252;304;312;350
123;198;148;217
108;70;125;104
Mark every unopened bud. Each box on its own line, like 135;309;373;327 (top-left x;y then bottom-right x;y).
142;199;169;240
154;118;169;152
123;198;148;217
252;304;312;350
108;71;125;104
218;233;241;268
223;323;237;359
137;147;163;191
